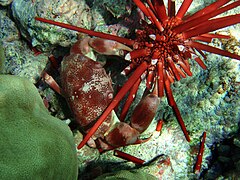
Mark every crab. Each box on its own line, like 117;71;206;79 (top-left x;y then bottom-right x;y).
42;36;160;150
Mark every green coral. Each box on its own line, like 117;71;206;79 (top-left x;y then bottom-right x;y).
95;170;157;180
0;43;5;73
0;75;78;179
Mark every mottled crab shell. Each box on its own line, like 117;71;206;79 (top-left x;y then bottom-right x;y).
60;40;114;139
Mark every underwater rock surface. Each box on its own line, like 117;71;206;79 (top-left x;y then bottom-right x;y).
11;0;93;51
0;75;78;179
11;0;133;51
95;169;157;180
0;8;48;83
0;0;12;6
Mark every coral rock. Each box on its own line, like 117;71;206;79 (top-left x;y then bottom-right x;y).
95;169;157;180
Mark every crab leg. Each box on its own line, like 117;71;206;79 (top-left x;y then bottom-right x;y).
77;61;148;149
42;72;61;95
130;93;160;133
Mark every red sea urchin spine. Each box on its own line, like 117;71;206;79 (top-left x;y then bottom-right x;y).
175;0;193;19
121;63;137;76
201;33;230;40
182;14;240;39
133;0;152;21
146;5;164;32
175;65;187;78
191;33;230;43
35;17;134;46
174;1;240;34
192;36;213;43
156;119;164;132
179;61;192;76
164;74;174;107
166;57;181;81
186;41;240;61
77;62;148;149
146;69;155;90
194;132;207;174
120;78;141;121
134;0;164;31
168;0;176;17
164;74;190;142
114;150;145;165
125;49;150;60
157;61;164;97
146;0;155;13
172;103;191;142
151;0;168;23
193;57;207;70
185;0;230;21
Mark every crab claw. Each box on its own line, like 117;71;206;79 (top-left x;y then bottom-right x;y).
105;122;140;147
102;93;160;149
89;38;132;56
131;93;160;133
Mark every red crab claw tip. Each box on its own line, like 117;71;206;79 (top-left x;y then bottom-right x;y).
105;122;140;147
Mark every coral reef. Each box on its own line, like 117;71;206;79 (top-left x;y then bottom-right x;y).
204;133;240;179
0;8;19;42
0;0;239;179
95;169;157;180
0;8;48;83
0;43;5;73
11;0;133;51
11;0;93;51
0;0;12;6
0;75;78;179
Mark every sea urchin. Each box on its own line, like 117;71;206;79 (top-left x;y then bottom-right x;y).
35;0;240;149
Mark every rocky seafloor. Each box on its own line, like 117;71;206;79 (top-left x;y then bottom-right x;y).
0;0;240;179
